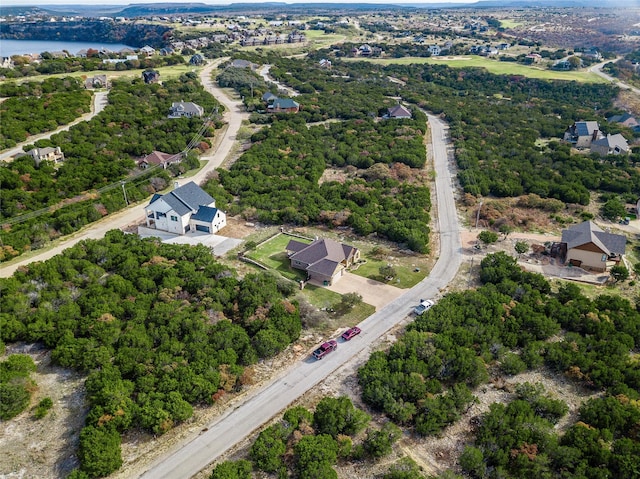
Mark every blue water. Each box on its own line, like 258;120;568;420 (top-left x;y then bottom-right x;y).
0;39;136;57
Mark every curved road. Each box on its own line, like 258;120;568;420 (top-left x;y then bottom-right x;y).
138;113;462;479
0;59;248;278
0;91;109;162
589;58;640;96
258;64;299;97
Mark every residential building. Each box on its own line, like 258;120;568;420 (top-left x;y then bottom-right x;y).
560;221;626;272
84;74;108;89
144;181;226;235
268;98;300;113
286;238;360;285
428;44;441;56
386;104;412;119
563;121;602;148
590;134;629;156
138;150;181;169
168;101;204;118
607;113;639;128
139;45;156;56
190;54;205;66
142;70;160;84
18;146;64;167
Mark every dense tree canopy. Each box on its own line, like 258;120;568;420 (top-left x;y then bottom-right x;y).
0;231;301;476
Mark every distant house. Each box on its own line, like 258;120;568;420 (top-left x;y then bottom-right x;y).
428;45;441;56
524;53;542;64
138;150;181;169
189;54;205;66
18;146;64;167
268;98;300;113
498;42;511;50
563;121;602;148
168;101;204;118
286;237;360;285
607;113;639;128
84;74;108;89
560;221;626;272
230;59;257;69
145;181;226;235
590;134;629;156
139;45;156;56
142;70;160;84
359;44;373;56
583;48;602;61
159;46;175;56
386;104;412;119
319;58;332;69
262;92;278;103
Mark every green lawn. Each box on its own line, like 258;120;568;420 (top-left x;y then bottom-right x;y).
246;233;312;281
499;19;524;28
351;56;607;83
351;254;427;289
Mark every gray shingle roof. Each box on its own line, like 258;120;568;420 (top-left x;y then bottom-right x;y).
288;238;358;278
148;181;215;216
575;121;599;137
561;221;626;256
388;104;412;118
286;239;311;253
191;205;219;223
271;98;299;109
591;133;628;151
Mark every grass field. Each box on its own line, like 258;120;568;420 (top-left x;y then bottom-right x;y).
350;254;427;289
352;56;607;83
499;19;524;29
245;233;311;281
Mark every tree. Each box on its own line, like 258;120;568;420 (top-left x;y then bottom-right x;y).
78;426;123;478
0;382;31;420
478;230;498;245
459;446;486;478
380;264;397;281
313;396;370;437
363;422;402;458
336;292;363;313
610;265;629;282
209;460;252;479
249;424;286;472
601;198;626;221
515;241;529;256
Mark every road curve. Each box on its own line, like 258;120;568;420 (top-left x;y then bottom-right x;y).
589;58;640;96
0;91;109;162
0;59;248;278
138;113;462;479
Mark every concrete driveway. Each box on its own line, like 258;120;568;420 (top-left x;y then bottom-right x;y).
319;272;406;310
137;226;243;256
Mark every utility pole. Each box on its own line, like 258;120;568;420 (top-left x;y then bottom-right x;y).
475;200;483;229
121;181;129;206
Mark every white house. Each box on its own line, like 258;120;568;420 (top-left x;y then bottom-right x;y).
168;101;204;118
144;181;226;235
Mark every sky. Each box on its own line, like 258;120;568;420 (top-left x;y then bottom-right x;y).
3;0;480;5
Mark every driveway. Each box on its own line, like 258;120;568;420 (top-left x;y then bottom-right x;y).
319;272;405;310
137;226;243;256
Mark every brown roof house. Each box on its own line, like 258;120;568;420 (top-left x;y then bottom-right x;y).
386;104;412;119
561;221;626;272
138;151;181;169
286;238;360;285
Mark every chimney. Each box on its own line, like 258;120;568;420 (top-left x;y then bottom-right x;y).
174;181;179;189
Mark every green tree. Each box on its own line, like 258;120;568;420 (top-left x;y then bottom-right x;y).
515;241;529;256
459;446;486;478
313;396;370;437
610;265;629;282
380;264;397;280
249;424;286;473
336;292;363;313
209;460;252;479
78;426;123;478
363;422;402;458
478;230;498;245
34;397;53;419
0;382;31;420
601;198;626;221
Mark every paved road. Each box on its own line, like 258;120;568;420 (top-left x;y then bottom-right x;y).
0;59;248;278
259;64;300;97
0;91;108;161
138;113;462;479
589;58;640;95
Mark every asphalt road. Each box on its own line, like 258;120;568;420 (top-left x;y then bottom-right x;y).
0;59;248;278
0;90;108;162
138;113;462;479
589;58;640;96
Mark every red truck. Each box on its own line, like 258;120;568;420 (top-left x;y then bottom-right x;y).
312;340;338;360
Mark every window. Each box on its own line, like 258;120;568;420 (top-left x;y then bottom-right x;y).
170;215;178;222
156;212;166;219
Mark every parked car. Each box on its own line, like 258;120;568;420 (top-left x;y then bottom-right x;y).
414;299;435;315
341;327;362;341
313;340;338;359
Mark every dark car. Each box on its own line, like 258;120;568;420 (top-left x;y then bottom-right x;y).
312;340;338;360
341;327;362;341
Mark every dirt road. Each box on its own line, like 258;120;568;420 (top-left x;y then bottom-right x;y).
0;59;248;278
137;113;462;479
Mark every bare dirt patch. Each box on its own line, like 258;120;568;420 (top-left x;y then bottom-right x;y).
0;344;87;479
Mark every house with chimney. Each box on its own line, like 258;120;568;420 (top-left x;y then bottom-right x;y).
563;121;602;149
168;101;204;118
286;237;360;285
560;221;626;272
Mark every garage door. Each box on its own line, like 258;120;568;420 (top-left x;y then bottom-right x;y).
195;225;211;233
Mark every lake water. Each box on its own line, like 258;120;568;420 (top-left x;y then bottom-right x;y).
0;39;136;57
